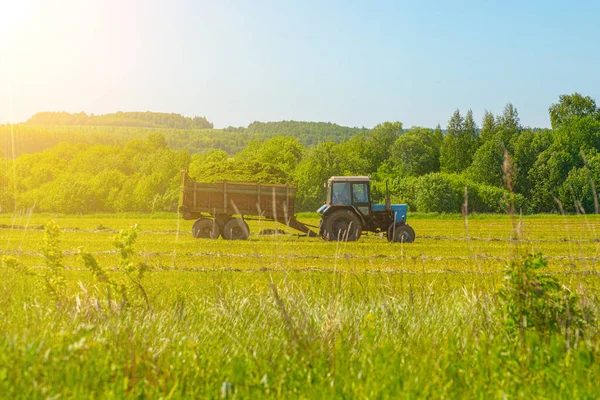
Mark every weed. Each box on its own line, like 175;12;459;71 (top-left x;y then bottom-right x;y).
498;253;585;339
79;224;151;309
38;221;67;303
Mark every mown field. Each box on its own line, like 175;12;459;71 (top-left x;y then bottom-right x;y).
1;213;600;398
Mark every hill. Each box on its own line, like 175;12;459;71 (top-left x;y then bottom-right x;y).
26;111;213;130
0;125;241;158
1;115;367;158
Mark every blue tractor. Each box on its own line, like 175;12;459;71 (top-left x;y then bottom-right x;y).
317;176;415;243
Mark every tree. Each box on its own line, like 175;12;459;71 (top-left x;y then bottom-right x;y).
386;127;442;177
433;124;443;144
469;138;505;187
463;109;480;155
557;152;600;213
549;93;598;130
525;98;600;212
480;110;496;144
510;129;552;197
440;109;477;173
496;103;521;148
552;112;600;155
527;111;600;212
367;121;403;169
236;136;305;177
295;142;343;210
147;133;168;149
529;150;577;212
339;121;403;175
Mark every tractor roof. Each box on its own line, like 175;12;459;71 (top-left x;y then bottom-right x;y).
328;176;370;182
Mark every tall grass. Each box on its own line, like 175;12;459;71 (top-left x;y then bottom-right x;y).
1;215;600;398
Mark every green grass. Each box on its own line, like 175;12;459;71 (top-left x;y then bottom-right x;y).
1;213;600;398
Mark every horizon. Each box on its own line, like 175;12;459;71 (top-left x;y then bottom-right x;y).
2;0;599;129
0;108;557;131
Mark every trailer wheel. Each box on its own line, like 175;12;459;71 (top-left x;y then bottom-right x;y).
323;210;362;242
222;218;250;240
387;223;415;243
192;218;220;239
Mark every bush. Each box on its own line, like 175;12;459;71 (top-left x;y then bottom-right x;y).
414;174;460;213
498;253;587;337
386;172;527;213
371;176;420;211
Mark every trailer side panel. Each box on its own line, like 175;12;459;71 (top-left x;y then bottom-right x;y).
179;171;297;220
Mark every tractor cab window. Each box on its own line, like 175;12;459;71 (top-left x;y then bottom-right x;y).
352;183;369;203
331;182;351;205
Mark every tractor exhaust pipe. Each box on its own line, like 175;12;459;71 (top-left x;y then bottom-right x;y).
385;180;391;212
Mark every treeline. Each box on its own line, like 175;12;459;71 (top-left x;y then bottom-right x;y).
26;111;213;129
183;93;600;214
0;125;122;157
1;119;365;158
225;121;367;146
295;94;600;214
0;125;255;158
1;93;599;214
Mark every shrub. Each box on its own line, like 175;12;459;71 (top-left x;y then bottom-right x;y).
413;174;460;213
387;173;527;213
498;253;586;338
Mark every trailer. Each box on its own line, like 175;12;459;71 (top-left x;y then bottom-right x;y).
179;171;317;240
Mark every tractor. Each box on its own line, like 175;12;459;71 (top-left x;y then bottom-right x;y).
317;176;415;243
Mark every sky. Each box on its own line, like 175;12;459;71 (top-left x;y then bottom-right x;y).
1;0;599;129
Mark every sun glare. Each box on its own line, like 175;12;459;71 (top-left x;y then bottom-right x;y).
0;1;32;33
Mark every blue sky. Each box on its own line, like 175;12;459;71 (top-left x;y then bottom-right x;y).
1;0;598;128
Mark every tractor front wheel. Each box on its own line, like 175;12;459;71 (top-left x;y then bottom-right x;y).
387;223;415;243
323;210;362;242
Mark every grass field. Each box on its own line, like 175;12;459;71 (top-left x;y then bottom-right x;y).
1;213;600;398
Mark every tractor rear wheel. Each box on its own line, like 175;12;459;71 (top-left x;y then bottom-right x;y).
387;223;415;243
222;218;250;240
323;210;362;242
192;218;220;239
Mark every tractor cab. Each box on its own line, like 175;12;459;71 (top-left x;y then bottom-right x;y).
325;176;371;216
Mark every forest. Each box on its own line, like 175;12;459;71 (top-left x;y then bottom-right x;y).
0;118;363;157
26;111;213;129
1;93;599;215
